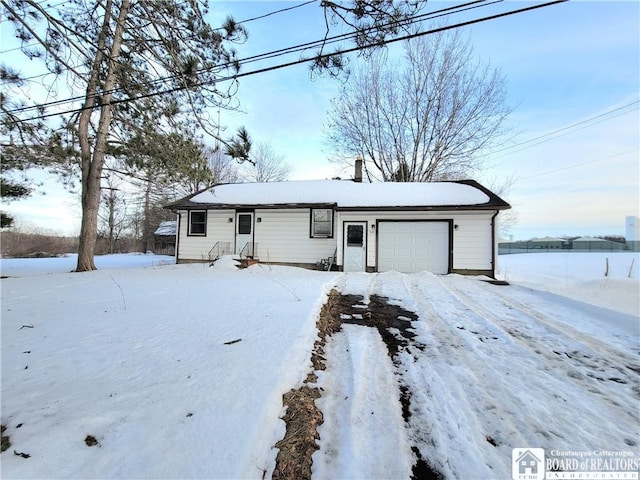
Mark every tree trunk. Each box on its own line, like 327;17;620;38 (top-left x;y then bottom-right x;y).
143;174;152;253
75;0;130;271
76;174;102;270
108;192;115;254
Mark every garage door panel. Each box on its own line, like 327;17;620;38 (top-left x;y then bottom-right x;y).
378;221;450;274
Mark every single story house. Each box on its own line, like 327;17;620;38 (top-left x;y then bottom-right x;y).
166;171;510;276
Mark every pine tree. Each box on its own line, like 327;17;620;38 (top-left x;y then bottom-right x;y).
1;0;247;270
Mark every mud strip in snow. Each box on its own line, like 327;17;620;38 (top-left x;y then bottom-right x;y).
272;289;442;479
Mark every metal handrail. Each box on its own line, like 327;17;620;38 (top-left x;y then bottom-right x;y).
208;241;231;262
239;242;256;259
327;248;337;271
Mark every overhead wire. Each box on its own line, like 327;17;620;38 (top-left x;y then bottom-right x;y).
519;149;639;180
0;0;323;95
3;0;502;115
235;0;318;25
0;0;317;64
492;100;639;158
0;0;87;54
4;0;493;113
7;0;567;122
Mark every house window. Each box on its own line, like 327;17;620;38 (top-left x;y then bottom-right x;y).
188;211;207;236
311;208;333;238
238;214;252;234
346;224;364;246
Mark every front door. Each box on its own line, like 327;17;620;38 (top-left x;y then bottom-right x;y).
343;222;367;272
235;212;254;255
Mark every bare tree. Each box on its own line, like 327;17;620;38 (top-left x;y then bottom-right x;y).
98;173;128;254
326;28;511;182
239;141;291;183
484;173;518;238
202;146;241;188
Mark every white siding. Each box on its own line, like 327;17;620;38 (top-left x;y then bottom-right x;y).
254;209;336;264
337;210;495;271
177;209;235;261
177;207;495;271
452;214;493;271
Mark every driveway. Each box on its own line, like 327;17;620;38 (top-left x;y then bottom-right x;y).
278;271;639;479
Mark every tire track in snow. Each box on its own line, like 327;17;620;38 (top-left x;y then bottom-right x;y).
394;274;530;478
394;273;638;477
433;275;639;407
313;325;414;479
279;272;638;479
310;277;443;479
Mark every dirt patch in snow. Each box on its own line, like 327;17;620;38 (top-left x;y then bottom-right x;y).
272;290;442;480
272;292;339;480
1;425;10;453
272;385;322;480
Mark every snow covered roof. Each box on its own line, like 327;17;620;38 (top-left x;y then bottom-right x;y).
573;236;608;242
530;237;568;243
167;179;509;211
154;221;177;236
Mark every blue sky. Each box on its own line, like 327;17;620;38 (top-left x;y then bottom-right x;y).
3;0;639;240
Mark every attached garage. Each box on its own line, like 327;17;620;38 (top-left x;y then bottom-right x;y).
378;221;452;274
168;168;510;277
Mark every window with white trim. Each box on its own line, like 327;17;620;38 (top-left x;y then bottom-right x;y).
188;211;207;236
311;208;333;238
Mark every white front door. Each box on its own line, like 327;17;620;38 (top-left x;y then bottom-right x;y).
235;212;254;255
343;222;367;272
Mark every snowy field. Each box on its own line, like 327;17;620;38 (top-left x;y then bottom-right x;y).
497;251;639;316
0;252;175;277
1;252;638;479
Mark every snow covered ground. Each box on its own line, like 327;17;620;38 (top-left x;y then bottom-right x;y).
497;251;639;316
1;252;638;479
0;252;175;277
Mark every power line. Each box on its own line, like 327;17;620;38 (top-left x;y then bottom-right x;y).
10;0;564;121
5;0;493;111
0;0;318;56
493;100;639;158
520;149;639;180
0;0;88;54
3;0;497;114
10;0;568;123
236;0;318;25
0;0;322;95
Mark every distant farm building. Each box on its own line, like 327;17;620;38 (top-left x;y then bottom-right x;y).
498;237;569;254
499;236;628;254
571;236;624;252
529;237;569;249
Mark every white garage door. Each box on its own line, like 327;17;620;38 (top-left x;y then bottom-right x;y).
378;221;450;274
